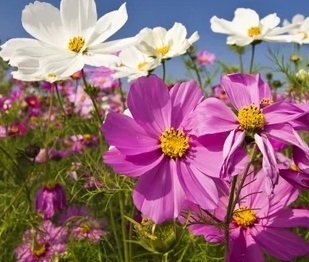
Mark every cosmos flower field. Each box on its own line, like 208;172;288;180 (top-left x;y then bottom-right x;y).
0;0;308;261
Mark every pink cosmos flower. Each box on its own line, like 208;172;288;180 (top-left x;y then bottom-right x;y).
85;67;120;90
190;73;309;193
7;122;27;136
187;173;309;261
196;50;216;66
15;220;68;262
280;146;309;189
35;184;67;219
102;75;245;223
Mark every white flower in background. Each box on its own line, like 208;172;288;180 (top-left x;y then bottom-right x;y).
136;22;199;60
283;14;309;44
0;0;135;80
296;69;309;81
210;8;300;46
113;47;160;81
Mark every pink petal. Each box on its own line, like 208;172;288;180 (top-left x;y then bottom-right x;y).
280;169;309;189
189;224;224;243
252;227;309;260
177;161;219;210
254;134;279;194
169;80;203;128
186;97;238;136
127;75;171;136
133;159;186;223
103;148;163;177
101;112;158;155
268;209;309;228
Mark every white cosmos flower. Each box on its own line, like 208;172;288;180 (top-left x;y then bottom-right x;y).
0;0;135;80
283;14;309;44
113;46;160;81
136;22;199;60
210;8;301;46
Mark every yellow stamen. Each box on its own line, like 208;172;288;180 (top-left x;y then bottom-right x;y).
233;207;257;228
137;61;148;70
160;128;189;158
238;104;265;132
248;26;261;37
299;31;308;40
260;98;272;106
68;36;85;53
80;223;91;234
156;45;170;56
290;162;300;172
32;243;46;257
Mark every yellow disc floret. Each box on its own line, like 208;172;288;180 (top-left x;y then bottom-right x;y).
260;98;273;106
248;26;261;37
156;45;170;57
32;243;46;257
160;128;189;158
137;61;148;70
68;36;85;53
233;207;257;228
238;104;265;132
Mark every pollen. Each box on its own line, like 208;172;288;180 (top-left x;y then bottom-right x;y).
233;207;257;228
290;162;300;172
238;104;265;132
156;45;170;57
32;242;46;257
248;26;261;37
68;36;85;53
137;61;148;70
159;128;189;158
260;98;273;106
299;31;308;40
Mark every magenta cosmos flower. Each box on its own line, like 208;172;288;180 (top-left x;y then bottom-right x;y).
187;173;309;261
190;73;309;193
15;220;68;262
102;75;241;223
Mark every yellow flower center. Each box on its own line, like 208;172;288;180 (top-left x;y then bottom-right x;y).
159;128;189;158
156;45;170;57
290;162;300;172
137;61;148;70
80;223;91;234
32;243;46;257
248;26;261;37
260;98;272;106
238;104;265;132
233;207;257;228
299;31;308;40
68;36;85;53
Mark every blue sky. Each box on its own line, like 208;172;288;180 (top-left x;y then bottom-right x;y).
0;0;308;80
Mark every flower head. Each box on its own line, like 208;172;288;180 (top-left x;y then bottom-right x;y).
0;0;135;81
196;50;216;66
210;8;300;46
102;75;245;223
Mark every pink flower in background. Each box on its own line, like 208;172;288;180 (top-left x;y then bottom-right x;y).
67;86;94;118
212;85;229;103
35;184;67;219
7;122;27;136
187;173;309;261
86;67;120;90
196;50;216;66
190;73;309;193
15;220;67;262
25;95;41;108
102;75;245;223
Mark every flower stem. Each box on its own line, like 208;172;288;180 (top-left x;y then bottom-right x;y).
239;53;244;73
162;60;166;82
249;43;256;73
81;69;103;124
118;79;127;111
54;83;66;118
187;52;205;95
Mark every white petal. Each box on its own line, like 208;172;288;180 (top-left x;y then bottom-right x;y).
83;54;119;67
166;22;187;45
60;0;97;36
22;1;66;47
292;14;305;24
210;16;240;35
227;35;252;46
0;38;40;63
260;13;280;29
88;3;128;46
188;31;200;44
89;37;137;54
233;8;260;26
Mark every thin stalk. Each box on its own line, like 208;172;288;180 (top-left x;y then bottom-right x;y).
81;69;103;124
162;60;166;82
118;79;126;111
239;53;244;73
119;193;129;262
249;43;256;73
162;253;168;262
187;52;205;95
109;204;124;262
54;83;66;118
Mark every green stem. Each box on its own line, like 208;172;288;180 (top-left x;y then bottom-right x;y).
239;53;244;73
162;60;166;82
119;193;129;262
81;69;103;124
162;252;168;262
54;83;66;118
249;43;256;73
187;52;205;95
